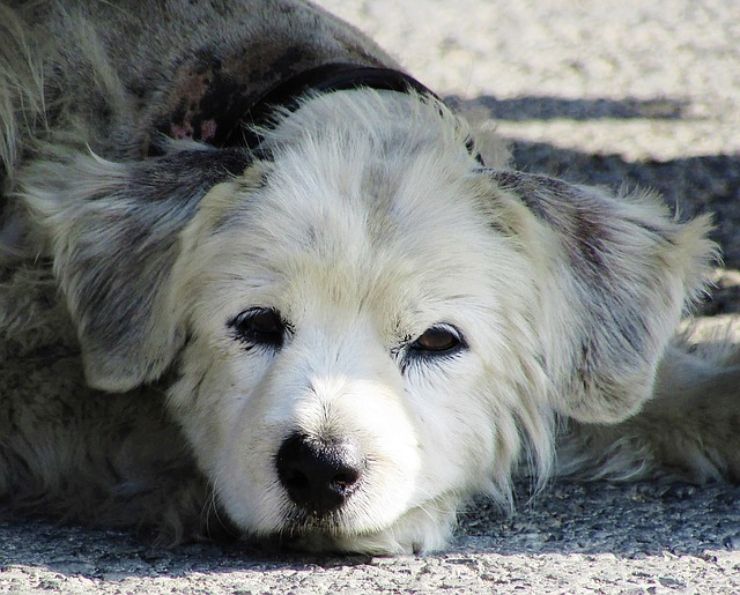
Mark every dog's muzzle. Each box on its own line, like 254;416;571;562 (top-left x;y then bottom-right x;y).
276;433;365;516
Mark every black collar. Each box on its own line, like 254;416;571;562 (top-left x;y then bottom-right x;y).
223;62;482;164
225;62;437;148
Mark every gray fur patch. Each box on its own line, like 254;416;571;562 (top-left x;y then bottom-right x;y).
30;147;250;391
487;168;687;422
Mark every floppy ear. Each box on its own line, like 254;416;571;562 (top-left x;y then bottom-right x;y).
22;146;250;392
484;169;716;423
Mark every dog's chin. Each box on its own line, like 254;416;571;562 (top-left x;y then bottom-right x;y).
249;496;461;556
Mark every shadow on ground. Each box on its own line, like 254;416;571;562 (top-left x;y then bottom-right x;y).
449;94;692;121
455;481;740;556
2;480;738;579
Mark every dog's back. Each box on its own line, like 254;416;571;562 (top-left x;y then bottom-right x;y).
0;1;394;186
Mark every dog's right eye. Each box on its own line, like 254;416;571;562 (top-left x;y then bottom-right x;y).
229;307;287;349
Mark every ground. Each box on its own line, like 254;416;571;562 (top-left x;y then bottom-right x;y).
1;0;738;593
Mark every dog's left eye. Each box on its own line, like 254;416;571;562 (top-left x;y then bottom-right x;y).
229;307;287;349
409;324;466;356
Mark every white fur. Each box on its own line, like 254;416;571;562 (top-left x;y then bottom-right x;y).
158;93;552;552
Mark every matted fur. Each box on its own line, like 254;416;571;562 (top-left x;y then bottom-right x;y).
1;0;738;555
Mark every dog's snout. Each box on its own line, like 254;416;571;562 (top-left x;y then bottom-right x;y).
276;433;364;515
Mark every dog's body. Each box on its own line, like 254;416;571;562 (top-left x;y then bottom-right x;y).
1;0;738;554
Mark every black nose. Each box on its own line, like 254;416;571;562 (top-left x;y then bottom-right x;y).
276;433;364;515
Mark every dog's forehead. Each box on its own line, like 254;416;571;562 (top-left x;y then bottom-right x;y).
197;146;500;324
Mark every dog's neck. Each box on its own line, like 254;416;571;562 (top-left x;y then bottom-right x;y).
227;63;439;149
232;62;482;164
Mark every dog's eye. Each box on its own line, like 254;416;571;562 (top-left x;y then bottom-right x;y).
409;324;465;355
229;307;287;349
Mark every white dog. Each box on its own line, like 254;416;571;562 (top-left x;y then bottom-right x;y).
0;0;737;554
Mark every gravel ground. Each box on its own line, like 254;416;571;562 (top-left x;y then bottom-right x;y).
1;1;738;593
2;482;738;594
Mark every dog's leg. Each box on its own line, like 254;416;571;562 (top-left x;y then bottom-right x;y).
0;266;211;541
0;356;211;542
557;325;740;483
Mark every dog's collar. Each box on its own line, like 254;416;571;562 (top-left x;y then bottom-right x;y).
224;62;436;148
224;62;482;163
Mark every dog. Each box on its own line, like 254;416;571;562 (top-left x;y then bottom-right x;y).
1;0;738;555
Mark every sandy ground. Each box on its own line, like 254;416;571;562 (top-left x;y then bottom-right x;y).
1;1;739;593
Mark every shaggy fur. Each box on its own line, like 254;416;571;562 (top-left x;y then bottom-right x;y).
1;0;738;554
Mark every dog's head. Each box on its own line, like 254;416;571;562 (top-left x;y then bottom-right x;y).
23;92;714;553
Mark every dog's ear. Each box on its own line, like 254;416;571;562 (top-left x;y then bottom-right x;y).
23;147;250;392
483;169;716;423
